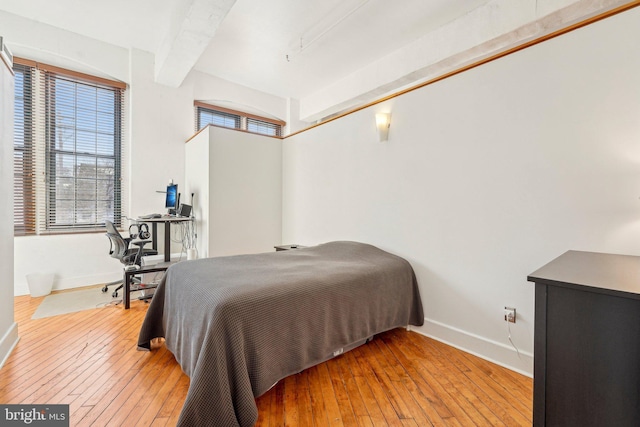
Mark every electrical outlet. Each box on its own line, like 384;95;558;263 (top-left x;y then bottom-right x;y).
504;307;516;323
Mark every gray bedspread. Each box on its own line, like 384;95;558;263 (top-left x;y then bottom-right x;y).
137;241;424;426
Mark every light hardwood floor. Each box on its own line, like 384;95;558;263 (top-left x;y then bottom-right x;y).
1;292;532;426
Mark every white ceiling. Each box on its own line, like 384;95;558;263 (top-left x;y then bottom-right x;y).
0;0;489;99
0;0;627;121
193;0;491;99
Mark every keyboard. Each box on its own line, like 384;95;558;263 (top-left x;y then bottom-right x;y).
139;213;162;219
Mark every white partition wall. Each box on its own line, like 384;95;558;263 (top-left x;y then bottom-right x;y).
0;45;18;367
184;129;211;258
185;126;282;258
282;8;640;375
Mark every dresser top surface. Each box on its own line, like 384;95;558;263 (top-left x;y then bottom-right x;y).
528;250;640;297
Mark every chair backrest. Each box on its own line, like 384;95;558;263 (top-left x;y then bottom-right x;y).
105;220;129;263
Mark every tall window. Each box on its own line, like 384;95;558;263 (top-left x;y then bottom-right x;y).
13;59;126;234
195;102;285;137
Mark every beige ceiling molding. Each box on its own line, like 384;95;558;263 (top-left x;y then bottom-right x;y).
299;0;635;123
287;0;640;138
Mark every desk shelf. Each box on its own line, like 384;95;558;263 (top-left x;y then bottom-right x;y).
123;263;171;309
129;282;158;293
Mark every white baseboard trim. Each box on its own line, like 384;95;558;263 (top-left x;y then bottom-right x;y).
14;272;122;296
15;253;184;296
412;317;533;377
0;322;20;369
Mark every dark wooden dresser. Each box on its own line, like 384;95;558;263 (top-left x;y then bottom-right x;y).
528;250;640;426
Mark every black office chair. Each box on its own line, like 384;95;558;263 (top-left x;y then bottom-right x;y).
102;220;158;298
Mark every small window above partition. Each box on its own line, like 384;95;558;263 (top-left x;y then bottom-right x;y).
194;101;285;137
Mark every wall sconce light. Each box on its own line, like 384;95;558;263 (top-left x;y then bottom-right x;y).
375;113;391;142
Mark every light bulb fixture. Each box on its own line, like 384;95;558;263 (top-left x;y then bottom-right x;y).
375;113;391;142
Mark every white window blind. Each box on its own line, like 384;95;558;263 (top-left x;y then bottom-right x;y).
247;117;281;137
197;107;240;130
13;63;35;235
194;101;284;137
13;58;127;234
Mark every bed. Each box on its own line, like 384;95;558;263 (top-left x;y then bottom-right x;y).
137;241;424;426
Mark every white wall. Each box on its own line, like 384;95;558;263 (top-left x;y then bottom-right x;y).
207;127;282;256
0;51;18;367
0;10;129;82
2;15;288;295
185;126;282;258
283;7;640;375
184;128;210;259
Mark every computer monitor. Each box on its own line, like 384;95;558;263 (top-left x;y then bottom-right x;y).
165;184;178;210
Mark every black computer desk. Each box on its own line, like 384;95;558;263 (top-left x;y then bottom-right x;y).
136;215;193;262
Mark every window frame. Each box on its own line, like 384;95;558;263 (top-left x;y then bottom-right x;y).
194;101;285;137
13;57;127;235
44;73;123;230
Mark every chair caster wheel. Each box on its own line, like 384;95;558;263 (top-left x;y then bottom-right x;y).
102;286;108;293
112;291;118;298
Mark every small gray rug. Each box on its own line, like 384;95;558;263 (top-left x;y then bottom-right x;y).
31;287;124;319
